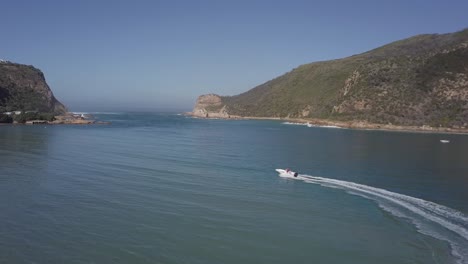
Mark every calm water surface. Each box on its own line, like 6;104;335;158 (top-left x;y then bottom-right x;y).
1;113;467;264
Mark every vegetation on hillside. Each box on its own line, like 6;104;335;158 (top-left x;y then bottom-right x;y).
0;86;51;113
0;114;13;123
211;28;468;127
0;112;55;124
0;62;67;115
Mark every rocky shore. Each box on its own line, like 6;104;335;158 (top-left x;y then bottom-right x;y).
49;113;107;125
0;113;111;125
185;112;468;134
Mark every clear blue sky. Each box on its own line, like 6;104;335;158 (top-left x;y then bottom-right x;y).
1;0;467;111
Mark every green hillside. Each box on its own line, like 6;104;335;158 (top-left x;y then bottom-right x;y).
196;28;468;127
0;61;66;114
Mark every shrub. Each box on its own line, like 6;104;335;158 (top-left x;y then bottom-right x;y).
13;112;55;123
0;114;13;123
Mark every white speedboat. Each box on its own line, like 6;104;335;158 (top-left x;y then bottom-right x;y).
440;140;450;143
276;169;299;177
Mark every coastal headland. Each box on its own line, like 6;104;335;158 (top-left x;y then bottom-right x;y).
189;29;468;134
0;60;109;125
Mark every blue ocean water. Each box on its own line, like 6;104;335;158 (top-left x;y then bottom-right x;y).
1;113;467;264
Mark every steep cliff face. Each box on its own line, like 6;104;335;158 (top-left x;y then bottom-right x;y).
0;61;66;114
191;94;230;118
191;28;468;127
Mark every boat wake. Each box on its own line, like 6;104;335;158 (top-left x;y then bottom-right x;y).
285;174;468;264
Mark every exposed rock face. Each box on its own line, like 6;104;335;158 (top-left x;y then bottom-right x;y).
191;28;468;127
0;61;66;113
342;70;360;96
191;94;230;118
301;105;311;117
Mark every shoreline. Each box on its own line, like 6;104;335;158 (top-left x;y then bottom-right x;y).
185;113;468;135
0;112;110;126
0;120;110;125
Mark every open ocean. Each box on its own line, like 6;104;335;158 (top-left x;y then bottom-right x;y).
1;112;468;264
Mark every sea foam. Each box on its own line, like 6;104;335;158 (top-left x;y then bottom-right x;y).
281;122;342;129
283;173;468;264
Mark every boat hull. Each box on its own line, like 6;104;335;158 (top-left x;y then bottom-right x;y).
276;169;299;177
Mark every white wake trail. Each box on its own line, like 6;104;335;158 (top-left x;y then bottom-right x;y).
285;173;468;264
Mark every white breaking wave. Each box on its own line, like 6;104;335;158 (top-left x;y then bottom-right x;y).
287;174;468;264
71;112;122;115
282;122;308;126
319;125;342;129
281;122;343;129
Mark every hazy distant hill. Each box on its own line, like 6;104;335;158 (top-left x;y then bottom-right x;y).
0;61;66;114
192;28;468;128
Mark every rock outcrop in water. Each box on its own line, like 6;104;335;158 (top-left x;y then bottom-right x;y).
0;60;66;114
191;28;468;128
192;94;230;118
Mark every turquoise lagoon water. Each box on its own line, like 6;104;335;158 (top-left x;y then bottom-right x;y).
1;113;468;264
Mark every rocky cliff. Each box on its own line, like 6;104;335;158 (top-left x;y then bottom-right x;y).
191;94;230;118
0;61;66;114
191;28;468;128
